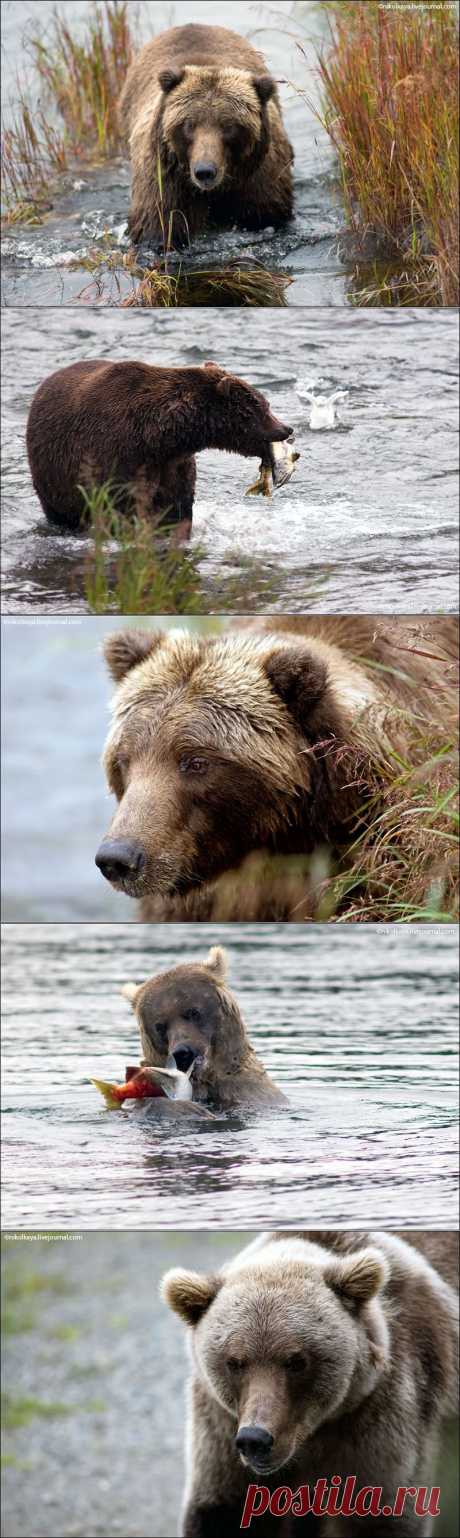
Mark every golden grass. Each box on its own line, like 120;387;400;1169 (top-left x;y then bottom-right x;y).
122;263;292;308
2;1;134;222
317;2;459;305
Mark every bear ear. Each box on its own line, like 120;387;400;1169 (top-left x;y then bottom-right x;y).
103;629;165;683
203;361;232;393
121;982;142;1010
161;1268;222;1325
253;74;275;104
264;646;328;726
205;946;228;983
324;1248;390;1308
158;67;184;94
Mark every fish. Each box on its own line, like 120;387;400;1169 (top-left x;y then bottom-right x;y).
245;436;300;497
91;1061;195;1110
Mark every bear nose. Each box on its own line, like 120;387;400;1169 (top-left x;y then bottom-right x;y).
193;159;218;186
95;838;146;884
172;1046;197;1073
236;1425;274;1463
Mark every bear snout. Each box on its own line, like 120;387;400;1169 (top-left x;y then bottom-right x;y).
95;837;146;888
189;128;225;192
192;158;219;189
268;417;293;443
235;1424;274;1469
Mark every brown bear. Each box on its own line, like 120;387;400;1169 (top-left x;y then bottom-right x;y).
118;24;294;245
95;616;459;919
162;1229;459;1537
26;359;291;532
121;944;286;1112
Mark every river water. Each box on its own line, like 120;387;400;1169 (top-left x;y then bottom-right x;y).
2;924;458;1232
1;0;347;308
2;308;458;615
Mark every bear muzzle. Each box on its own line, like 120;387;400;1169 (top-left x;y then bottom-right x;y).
235;1424;274;1470
95;838;146;888
191;158;220;190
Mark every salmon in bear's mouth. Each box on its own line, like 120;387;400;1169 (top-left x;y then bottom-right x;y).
91;1061;196;1108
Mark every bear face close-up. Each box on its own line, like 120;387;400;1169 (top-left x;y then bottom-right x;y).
26;359;291;531
118;24;294;244
122;944;286;1112
95;617;458;918
163;1230;459;1537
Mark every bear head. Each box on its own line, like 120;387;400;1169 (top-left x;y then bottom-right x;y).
121;945;249;1100
157;64;276;191
95;627;350;901
162;1237;391;1475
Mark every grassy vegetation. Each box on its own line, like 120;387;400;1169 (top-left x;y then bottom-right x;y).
82;485;205;616
74;247;291;306
81;482;292;615
2;1;134;223
317;2;459;305
122;263;292;308
332;714;459;922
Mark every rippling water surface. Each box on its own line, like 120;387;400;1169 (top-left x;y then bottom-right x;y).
2;924;458;1231
1;0;346;308
2;308;458;614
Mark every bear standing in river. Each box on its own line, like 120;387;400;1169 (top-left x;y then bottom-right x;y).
26;359;291;531
118;23;294;245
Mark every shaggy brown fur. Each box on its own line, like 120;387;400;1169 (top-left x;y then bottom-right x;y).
26;360;291;531
96;617;459;920
163;1229;459;1537
122;945;286;1112
118;24;294;244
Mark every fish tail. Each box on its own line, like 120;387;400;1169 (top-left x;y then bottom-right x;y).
91;1078;122;1109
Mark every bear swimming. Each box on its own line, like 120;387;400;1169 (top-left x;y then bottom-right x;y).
26;359;291;532
95;616;458;918
121;944;286;1113
163;1229;459;1537
118;23;294;245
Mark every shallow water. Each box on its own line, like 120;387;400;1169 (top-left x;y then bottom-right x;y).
2;307;458;614
2;924;458;1231
1;0;348;308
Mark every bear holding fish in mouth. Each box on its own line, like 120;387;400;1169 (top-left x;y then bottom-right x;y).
26;359;298;535
91;945;286;1118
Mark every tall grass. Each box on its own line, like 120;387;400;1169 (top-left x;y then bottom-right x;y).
2;1;135;221
81;486;204;616
317;2;459;305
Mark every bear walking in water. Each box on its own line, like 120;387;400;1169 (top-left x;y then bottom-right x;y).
163;1229;459;1537
121;945;286;1113
118;23;294;245
26;359;291;531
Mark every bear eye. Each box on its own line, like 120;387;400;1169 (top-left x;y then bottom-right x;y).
284;1354;306;1373
179;755;209;775
183;1007;201;1025
227;1357;246;1373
